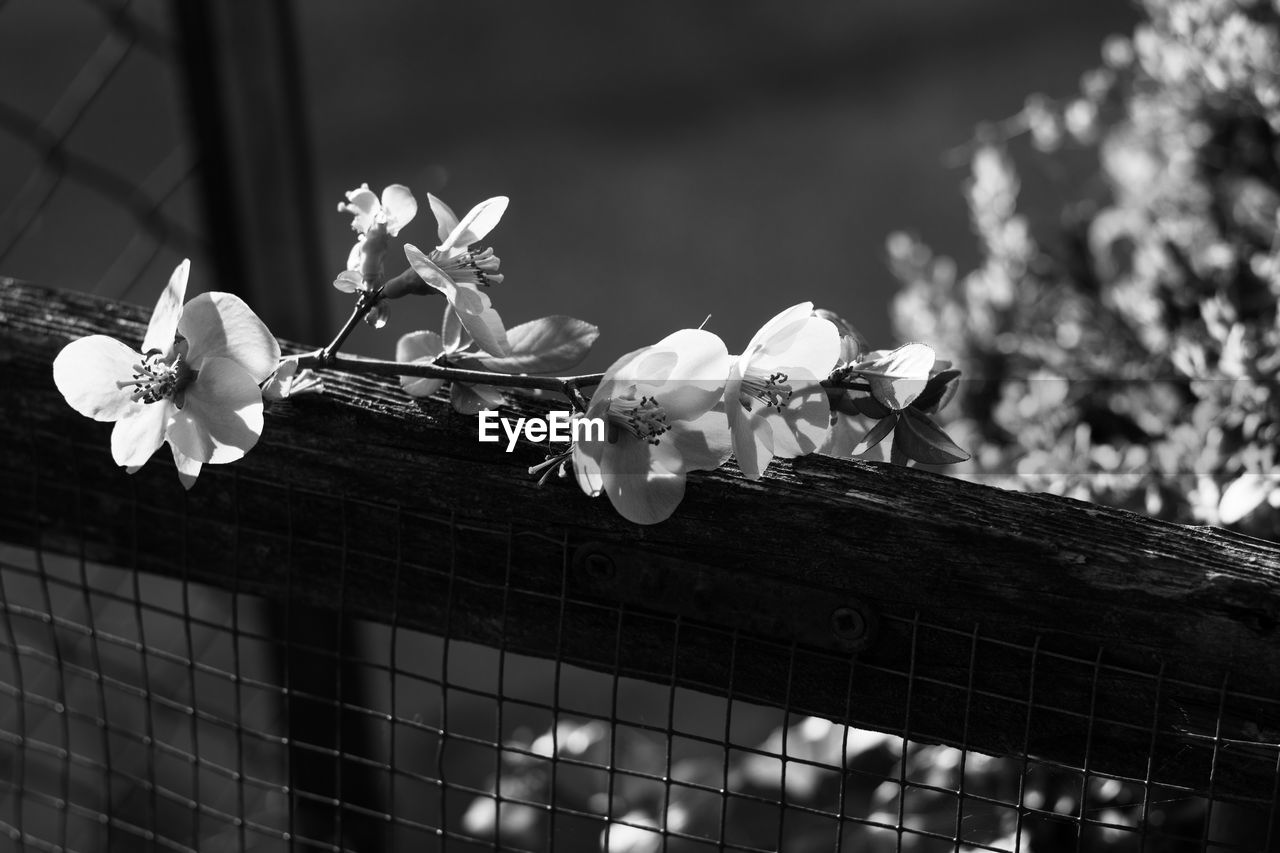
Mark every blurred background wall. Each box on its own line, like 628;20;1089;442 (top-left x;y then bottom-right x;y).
0;0;1138;367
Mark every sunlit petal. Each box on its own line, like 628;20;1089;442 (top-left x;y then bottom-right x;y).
427;193;460;245
750;315;841;377
340;183;379;233
142;259;189;356
643;329;730;422
656;410;734;475
53;335;144;422
171;445;203;490
110;403;169;468
745;302;813;355
380;184;418;236
439;196;508;252
179;293;281;383
602;438;686;525
168;358;264;464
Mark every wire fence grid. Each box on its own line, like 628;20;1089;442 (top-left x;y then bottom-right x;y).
0;0;205;301
1;438;1278;852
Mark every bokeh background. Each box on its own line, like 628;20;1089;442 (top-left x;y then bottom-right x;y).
0;0;1139;368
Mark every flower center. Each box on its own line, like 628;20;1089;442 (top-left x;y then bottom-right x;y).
116;352;194;406
608;395;669;444
431;246;503;287
739;368;792;412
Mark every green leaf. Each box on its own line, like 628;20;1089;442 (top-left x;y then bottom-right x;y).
893;408;970;465
463;316;600;374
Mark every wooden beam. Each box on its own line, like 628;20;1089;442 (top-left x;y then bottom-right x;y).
3;279;1279;800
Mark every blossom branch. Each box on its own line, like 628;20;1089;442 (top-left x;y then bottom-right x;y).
294;350;604;398
319;289;382;364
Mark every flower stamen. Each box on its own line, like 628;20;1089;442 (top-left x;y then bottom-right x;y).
528;447;574;486
739;369;792;412
432;246;503;287
116;353;193;405
609;395;669;444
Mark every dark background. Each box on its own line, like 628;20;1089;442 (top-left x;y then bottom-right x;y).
0;0;1139;368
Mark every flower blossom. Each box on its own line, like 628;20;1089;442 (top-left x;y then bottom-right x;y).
573;329;733;525
335;182;419;328
725;303;840;479
52;260;280;488
396;307;506;414
396;194;512;356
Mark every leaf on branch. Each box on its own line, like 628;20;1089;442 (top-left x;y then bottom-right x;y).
893;408;970;465
851;394;893;419
910;368;962;414
851;413;898;456
466;316;600;374
853;343;936;411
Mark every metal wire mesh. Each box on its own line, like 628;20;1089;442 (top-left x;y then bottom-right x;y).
0;0;205;300
1;436;1277;852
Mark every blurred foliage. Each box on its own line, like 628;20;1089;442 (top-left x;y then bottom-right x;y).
462;715;1209;852
892;0;1280;535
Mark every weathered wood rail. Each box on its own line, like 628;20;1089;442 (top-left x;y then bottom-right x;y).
2;279;1278;802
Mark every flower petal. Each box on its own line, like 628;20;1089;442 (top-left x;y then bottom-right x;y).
438;196;508;252
819;412;865;459
53;335;144;422
745;302;813;354
401;372;446;399
179;293;281;383
171;444;203;490
768;372;831;458
346;239;366;273
442;305;471;352
261;358;299;401
333;270;363;293
450;382;505;415
396;330;445;363
639;329;731;423
404;244;511;356
141;259;189;356
572;441;605;497
167;357;264;464
427;193;460;245
654;409;734;475
340;183;379;234
727;392;776;481
601;437;687;525
749;315;841;378
380;184;418;236
396;331;447;398
111;402;169;468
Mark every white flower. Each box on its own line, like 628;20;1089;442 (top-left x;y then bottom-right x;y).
399;194;512;356
52;260;280;488
725;303;840;480
335;183;419;328
573;329;733;525
338;182;418;275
